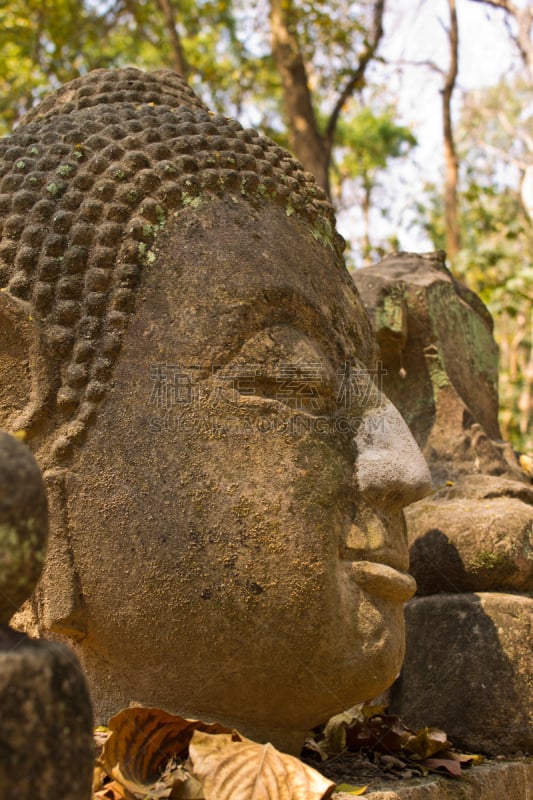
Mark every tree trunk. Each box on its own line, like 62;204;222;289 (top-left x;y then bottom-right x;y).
324;0;385;163
443;0;461;258
362;182;373;265
270;0;329;194
155;0;188;78
269;0;386;200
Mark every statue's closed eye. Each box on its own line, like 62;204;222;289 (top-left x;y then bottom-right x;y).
216;326;337;416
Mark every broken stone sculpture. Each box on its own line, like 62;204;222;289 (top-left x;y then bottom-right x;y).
353;251;533;754
0;431;93;798
0;68;430;753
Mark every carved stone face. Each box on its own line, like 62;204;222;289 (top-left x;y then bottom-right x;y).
62;199;429;748
353;252;533;600
0;69;430;751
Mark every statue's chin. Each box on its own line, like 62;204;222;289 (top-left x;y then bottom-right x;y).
74;591;405;746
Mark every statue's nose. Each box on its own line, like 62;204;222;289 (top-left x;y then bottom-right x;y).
354;398;432;512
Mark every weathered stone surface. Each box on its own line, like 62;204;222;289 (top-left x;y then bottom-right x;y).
355;253;533;757
0;627;94;799
0;431;47;621
361;759;533;800
390;593;533;755
352;251;526;483
19;67;208;124
0;69;431;751
406;477;533;593
353;252;533;593
0;432;93;799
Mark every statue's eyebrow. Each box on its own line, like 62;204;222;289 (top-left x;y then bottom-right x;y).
242;284;337;334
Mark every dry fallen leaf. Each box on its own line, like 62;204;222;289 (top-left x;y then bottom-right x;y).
189;730;335;800
402;727;451;760
319;705;365;754
421;757;462;777
102;707;234;798
93;780;129;799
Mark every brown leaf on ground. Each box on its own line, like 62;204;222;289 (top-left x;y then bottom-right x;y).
440;751;484;765
189;730;335;800
93;779;130;799
101;707;234;798
401;727;451;760
304;709;483;784
319;705;365;754
421;757;463;777
345;714;406;754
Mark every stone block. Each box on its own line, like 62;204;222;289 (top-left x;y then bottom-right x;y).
361;759;533;799
0;431;94;799
390;593;533;755
406;476;533;594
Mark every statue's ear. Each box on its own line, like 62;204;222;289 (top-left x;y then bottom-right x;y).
0;291;34;431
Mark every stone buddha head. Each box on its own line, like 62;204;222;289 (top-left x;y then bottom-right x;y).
353;251;533;597
0;68;430;751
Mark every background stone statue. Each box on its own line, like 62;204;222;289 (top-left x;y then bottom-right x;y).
0;431;93;798
354;251;533;754
0;68;430;752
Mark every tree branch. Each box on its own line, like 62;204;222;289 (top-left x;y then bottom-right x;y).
396;58;444;76
467;0;514;11
154;0;188;78
270;0;329;192
325;0;385;143
442;0;461;257
470;138;529;170
467;0;533;79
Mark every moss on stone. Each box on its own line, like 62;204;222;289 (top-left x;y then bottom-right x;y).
468;550;510;572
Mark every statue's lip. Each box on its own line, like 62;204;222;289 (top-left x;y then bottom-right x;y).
349;561;417;602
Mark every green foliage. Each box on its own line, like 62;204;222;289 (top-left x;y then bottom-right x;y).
417;76;533;452
336;106;416;188
336;104;417;262
0;0;104;131
0;0;369;133
0;0;244;132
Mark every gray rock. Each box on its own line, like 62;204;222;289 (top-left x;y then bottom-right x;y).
0;431;47;622
364;760;533;800
0;432;93;798
0;626;94;798
406;475;533;593
391;593;533;755
352;251;525;484
353;253;533;593
355;253;533;756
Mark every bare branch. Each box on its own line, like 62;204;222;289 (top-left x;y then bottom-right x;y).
471;138;529;170
467;0;514;11
467;0;533;79
396;57;444;76
496;110;533;152
154;0;188;78
442;0;461;257
325;0;385;143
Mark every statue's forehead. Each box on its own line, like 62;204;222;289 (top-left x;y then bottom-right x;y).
147;199;372;367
